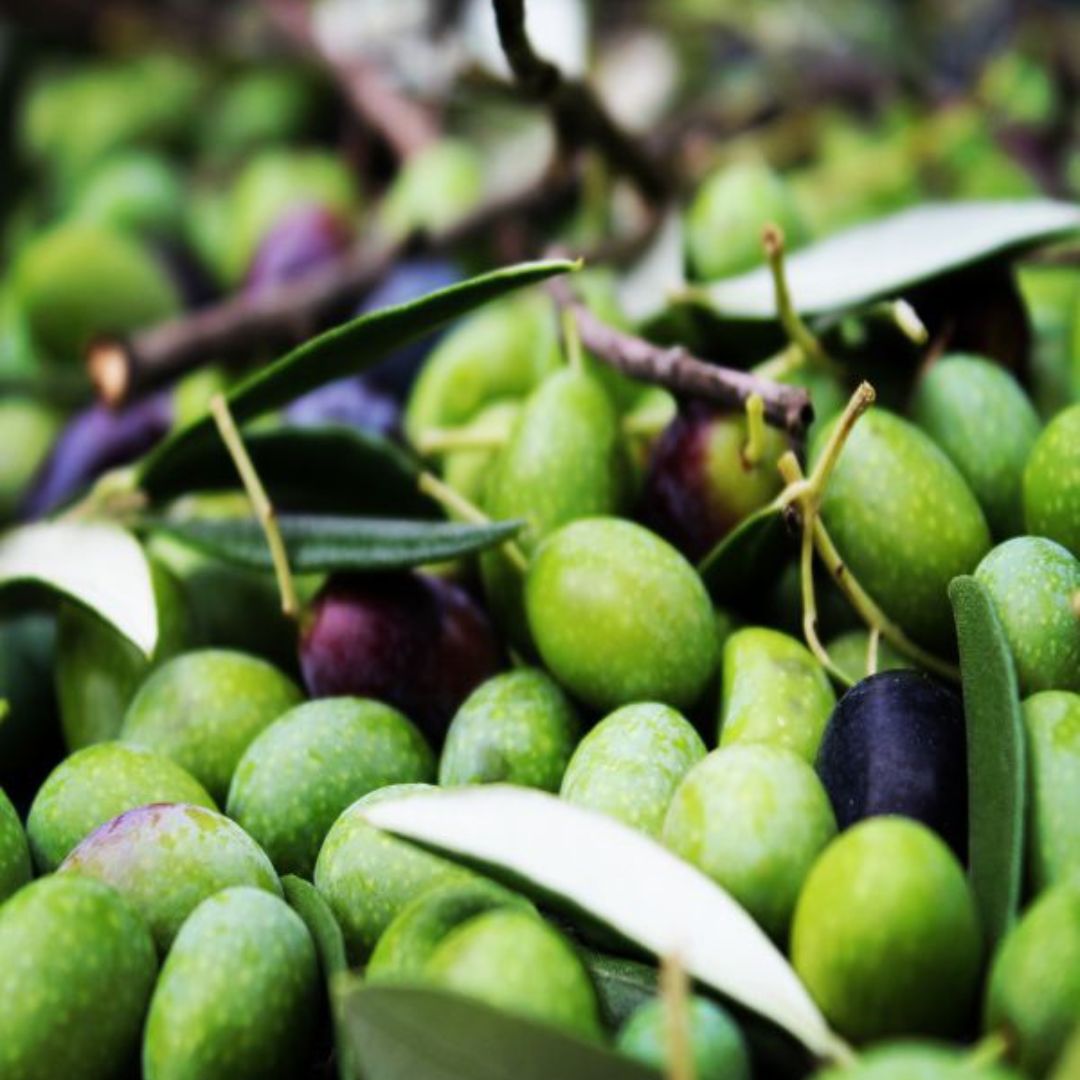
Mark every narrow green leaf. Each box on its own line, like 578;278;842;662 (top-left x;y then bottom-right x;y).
579;950;657;1031
949;575;1026;952
142;515;523;574
282;875;354;1080
0;521;156;655
698;504;792;606
691;200;1080;319
337;981;660;1080
138;259;577;493
361;786;851;1063
141;424;431;517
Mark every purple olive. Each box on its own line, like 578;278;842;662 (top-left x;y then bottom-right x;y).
283;376;401;438
816;670;968;858
21;394;172;519
299;572;504;744
243;204;353;297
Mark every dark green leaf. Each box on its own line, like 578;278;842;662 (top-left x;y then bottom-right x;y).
0;521;157;655
698;504;792;606
337;980;659;1080
578;950;657;1031
361;786;850;1062
948;575;1026;953
141;424;431;517
689;200;1080;320
137;259;577;494
282;876;354;1080
143;515;524;574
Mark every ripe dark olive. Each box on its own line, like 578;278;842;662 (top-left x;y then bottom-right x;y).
638;402;786;562
243;204;353;296
283;377;401;438
815;670;967;858
298;572;504;745
21;395;172;519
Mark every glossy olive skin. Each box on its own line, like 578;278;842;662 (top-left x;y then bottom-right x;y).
985;881;1080;1077
0;787;31;904
1024;403;1080;559
975;537;1080;695
814;409;991;651
525;518;718;713
299;572;504;745
639;403;787;562
816;671;968;858
811;1042;1022;1080
378;138;483;238
21;394;172;519
911;354;1041;538
0;875;157;1080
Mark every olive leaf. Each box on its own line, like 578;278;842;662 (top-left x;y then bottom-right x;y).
578;950;657;1031
361;785;851;1063
336;981;660;1080
137;259;577;495
282;876;355;1080
141;424;432;517
688;200;1080;320
0;520;156;656
143;515;523;574
698;503;793;606
949;575;1026;953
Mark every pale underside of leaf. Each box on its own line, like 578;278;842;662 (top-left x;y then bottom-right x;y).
694;199;1080;318
0;520;156;656
361;785;850;1063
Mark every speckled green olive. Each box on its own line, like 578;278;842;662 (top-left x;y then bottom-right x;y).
69;150;186;238
826;630;912;685
226;697;434;879
404;294;560;445
439;669;580;790
985;881;1080;1077
616;995;750;1080
424;908;602;1040
1024;691;1080;895
367;878;530;984
379;138;483;238
13;223;180;362
525;517;718;712
0;875;157;1080
223;148;359;283
911;354;1041;538
60;802;281;953
975;537;1080;694
56;556;194;751
718;627;836;762
559;702;705;838
314;784;475;961
0;787;31;903
1051;1026;1080;1080
0;398;60;518
811;1041;1023;1080
26;741;215;873
663;745;836;942
814;409;991;651
1024;403;1080;559
121;649;302;803
143;887;317;1080
442;399;521;506
685;161;807;280
791;818;981;1042
481;368;630;648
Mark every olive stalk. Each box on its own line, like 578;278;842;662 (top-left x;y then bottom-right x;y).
207;394;299;619
659;951;695;1080
741;394;768;467
560;307;586;375
866;627;881;677
417;471;529;574
966;1030;1010;1071
417;428;510;456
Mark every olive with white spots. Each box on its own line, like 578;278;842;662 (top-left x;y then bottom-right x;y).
0;787;31;903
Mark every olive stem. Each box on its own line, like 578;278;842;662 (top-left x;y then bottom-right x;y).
561;306;586;375
872;299;929;346
742;394;767;467
417;428;510;456
417;471;529;574
866;627;881;676
751;342;804;382
208;394;299;619
762;224;833;373
659;952;695;1080
967;1030;1010;1070
805;381;876;503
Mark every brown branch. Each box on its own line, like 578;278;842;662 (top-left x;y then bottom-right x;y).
266;0;439;161
491;0;669;203
89;170;580;407
548;277;813;438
